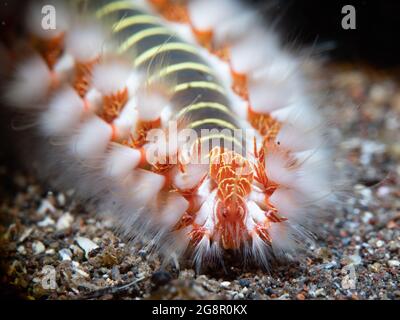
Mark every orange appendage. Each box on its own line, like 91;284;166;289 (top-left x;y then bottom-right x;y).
31;33;65;69
231;70;249;100
254;223;272;244
149;0;190;23
188;225;209;245
128;118;161;149
210;147;254;249
151;155;178;174
73;59;98;98
253;145;278;194
247;107;281;141
98;88;129;123
173;211;195;231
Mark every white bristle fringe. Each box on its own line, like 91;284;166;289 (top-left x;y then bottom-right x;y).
188;0;243;33
276;123;323;152
104;144;141;180
172;164;208;191
229;29;280;74
136;89;169;121
6;56;52;108
264;151;297;187
123;169;166;208
112;99;139;138
158;193;189;229
70;116;112;159
53;53;75;80
66;22;106;62
188;0;263;49
84;88;103;113
40;86;85;136
92;61;131;95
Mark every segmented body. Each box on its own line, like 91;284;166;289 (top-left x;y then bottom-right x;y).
5;0;334;268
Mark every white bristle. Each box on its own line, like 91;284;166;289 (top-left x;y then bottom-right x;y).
293;164;332;203
276;123;322;152
136;90;168;121
269;222;300;257
40;86;84;136
92;62;131;95
159;193;189;229
272;100;324;131
269;188;302;222
194;191;217;226
104;144;141;179
215;12;261;48
128;169;165;207
126;72;144;97
172;164;207;191
6;56;51;107
70;116;112;159
112;99;139;139
188;0;261;48
264;152;297;187
53;53;75;80
247;201;267;224
188;0;242;32
230;29;280;74
66;23;105;62
248;79;295;114
84;88;103;113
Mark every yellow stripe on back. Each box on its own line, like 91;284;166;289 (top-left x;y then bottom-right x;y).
133;43;199;67
188;119;237;131
96;0;138;18
118;27;171;53
112;15;160;32
172;81;226;95
198;134;243;150
148;62;214;83
176;102;232;119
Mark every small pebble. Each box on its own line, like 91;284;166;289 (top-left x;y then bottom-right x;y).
75;236;99;259
296;293;305;300
18;227;33;243
376;240;385;248
38;216;55;227
238;279;250;287
315;288;326;297
56;212;73;231
57;193;66;206
111;266;121;281
37;199;56;216
151;270;172;286
361;212;374;224
220;281;231;289
59;248;72;261
45;249;55;255
17;245;26;255
387;260;400;268
32;241;45;255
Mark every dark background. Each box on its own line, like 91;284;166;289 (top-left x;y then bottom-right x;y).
258;0;400;68
0;0;399;68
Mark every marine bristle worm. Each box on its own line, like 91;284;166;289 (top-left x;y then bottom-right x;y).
4;0;336;269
